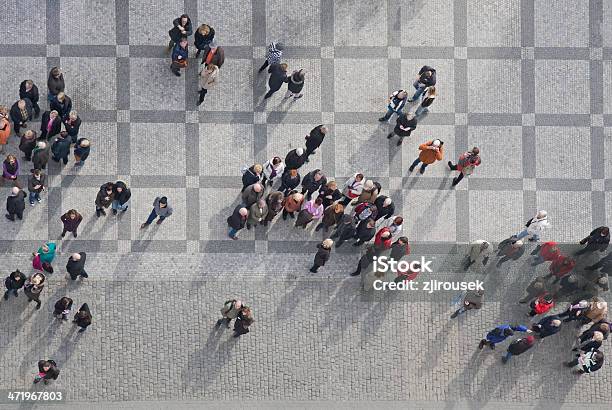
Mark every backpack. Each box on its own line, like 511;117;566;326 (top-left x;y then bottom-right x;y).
354;203;373;221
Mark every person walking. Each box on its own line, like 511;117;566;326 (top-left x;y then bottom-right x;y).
60;209;82;238
305;125;328;161
33;360;59;384
301;169;327;200
111;180;131;214
282;191;304;220
495;238;525;267
318;180;342;208
530;241;560;266
200;41;225;68
527;294;555;317
264;63;289;99
408;65;436;102
39;110;62;140
233;306;254;338
197;63;219;106
241;182;264;208
284;69;305;100
170;37;189;77
578;322;609;344
47;67;65;102
9;98;33;136
27;168;46;206
19;129;37;161
95;182;115;217
227;205;248;240
581;299;608;327
262;156;284;186
531;315;562;338
0;106;11;154
247;199;268;230
339;172;364;206
216;299;242;328
53;297;73;320
464;240;492;270
330;214;357;248
73;138;90;166
51;131;71;165
31;140;49;170
450;289;484;319
514;210;549;242
573;331;604;354
49;92;72;120
558;299;590;323
284;147;307;172
73;303;92;332
3;270;26;300
167;14;192;50
354;180;378;205
263;191;284;225
353;218;377;247
141;196;173;228
501;335;535;364
24;272;45;310
66;252;88;280
241;164;263;192
378;89;408;122
566;349;605;375
387;112;417;146
316;203;344;233
296;197;324;229
2;154;20;187
310;239;333;273
478;323;530;350
546;255;576;281
258;42;284;73
448;147;481;186
576;226;610;255
408;139;444;175
63;111;81;144
194;24;215;58
19;79;40;118
414;86;437;120
278;168;300;196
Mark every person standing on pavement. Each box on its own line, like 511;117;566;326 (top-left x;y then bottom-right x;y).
170;37;189;77
51;131;71;165
46;67;65;102
284;69;306;100
546;255;576;281
49;92;72;120
167;14;192;50
354;180;378;206
384;217;404;240
73;138;90;166
194;24;215;58
200;41;225;68
27;168;46;206
197;63;219;106
501;335;535;364
2;154;20;187
278;168;300;196
233;306;254;338
241;164;263;192
24;272;45;310
5;187;25;222
32;140;49;170
66;252;88;280
464;240;492;270
450;290;484;319
414;86;437;120
448;147;481;186
0;106;9;154
141;196;173;228
39;110;62;140
73;303;92;332
95;182;115;217
387;112;417;146
258;42;284;73
60;209;82;238
576;227;610;256
530;241;560;266
330;214;357;248
514;210;549;242
527;294;555;317
495;238;525;267
284;147;307;172
282;191;304;220
296;197;324;229
318;180;342;209
63;111;81;144
301;169;327;200
373;196;394;222
112;180;131;214
316;203;344;233
33;360;59;384
566;349;605;375
263;191;284;226
247;199;268;230
378;89;408;123
53;297;73;320
227;206;248;240
408;65;436;102
262;156;284;187
408;139;444;175
339;172;364;206
9;98;33;136
305;125;328;161
479;324;531;350
241;182;264;208
353;218;377;247
19;79;40;118
3;270;26;300
310;239;333;273
19;129;37;161
33;241;57;269
264;63;289;99
216;299;242;328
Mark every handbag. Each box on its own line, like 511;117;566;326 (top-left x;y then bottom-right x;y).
42;262;54;274
32;254;43;271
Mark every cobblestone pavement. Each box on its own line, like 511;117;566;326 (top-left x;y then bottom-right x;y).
0;0;612;407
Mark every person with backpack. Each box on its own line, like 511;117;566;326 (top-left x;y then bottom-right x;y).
353;202;378;224
216;299;243;328
478;323;531;350
33;360;59;384
502;335;535;364
378;89;408;122
447;147;481;186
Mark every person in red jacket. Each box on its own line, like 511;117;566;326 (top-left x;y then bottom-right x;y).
447;147;481;186
531;241;560;266
374;227;393;250
528;294;555;317
547;255;576;281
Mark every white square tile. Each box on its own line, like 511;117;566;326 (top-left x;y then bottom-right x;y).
116;45;130;57
322;112;334;125
118;240;131;254
388;46;401;59
535;126;591;179
535;60;590;114
522;113;535;126
591;114;604;128
186;176;199;188
469;126;523;178
46;44;60;57
255;240;268;253
523;178;536;191
117;110;130;123
389;177;403;190
534;0;589;47
455;113;468;125
592;179;604;191
185;111;199;123
187;240;199;253
591;47;603;61
321;46;334;59
454;46;467;60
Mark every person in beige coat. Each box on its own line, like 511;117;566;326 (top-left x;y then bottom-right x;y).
582;299;608;326
354;180;378;205
216;299;242;328
247;199;268;230
197;63;219;106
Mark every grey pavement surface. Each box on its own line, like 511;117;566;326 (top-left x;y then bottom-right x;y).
0;0;611;407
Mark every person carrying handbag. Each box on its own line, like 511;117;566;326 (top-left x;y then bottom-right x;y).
170;38;189;77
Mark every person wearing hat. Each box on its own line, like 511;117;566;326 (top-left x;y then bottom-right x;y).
32;140;50;170
450;289;484;319
448;147;481;186
478;323;530;350
310;239;333;273
227;205;248;240
201;40;225;68
265;62;289;99
576;226;610;255
258;41;284;73
284;147;307;172
5;186;26;221
27;168;46;206
170;37;189;77
387;112;417;146
24;272;46;310
74;138;90;166
3;270;26;300
285;69;306;100
464;240;492;270
514;210;549;242
408;139;444;175
528;294;554;317
141;196;173;228
167;14;192;50
66;252;88;280
502;335;535;364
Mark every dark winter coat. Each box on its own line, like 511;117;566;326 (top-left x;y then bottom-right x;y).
268;64;289;92
66;253;87;277
390;241;410;261
19;133;37;159
74;139;90;161
280;171;301;192
5;271;26;290
63;116;81;142
171;43;188;62
32;145;50;170
241;185;264;208
287;71;305;93
417;65;436;87
40;111;62;140
6;190;26;215
233;310;253;335
47;71;65;96
38;360;60;380
264;192;284;221
507;338;534;355
355;220;376;242
374;196;395;220
314;244;331;266
321;205;343;228
51;134;71;160
113;181;131;205
54;297;73;315
284;149;306;170
169;17;193;42
393;113;417;137
19;81;39;104
28;173;46;193
9;99;33;124
580;321;611;342
306;125;326;152
301;170;327;193
74;303;92;328
194;26;215;50
318;185;342;208
95;184;114;208
61;212;82;232
227;205;247;230
333;215;357;240
535;315;562;338
49;95;72;119
242;166;262;189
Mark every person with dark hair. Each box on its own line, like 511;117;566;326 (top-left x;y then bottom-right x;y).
63;111;82;144
387;112;417;146
0;106;9;154
284;148;307;172
27;168;46;206
3;270;26;300
247;199;268;230
263;191;284;226
576;226;610;255
258;42;284;73
284;69;306;100
53;297;73;320
278;169;301;196
414;86;437;120
502;335;535;364
112;180;131;214
305;125;328;161
170;37;189;77
450;290;484;319
448;147;481;186
216;299;242;328
408;65;436;102
95;182;115;217
353;218;377;247
46;67;65;102
200;41;225;68
262;156;284;186
409;139;444;175
339;173;364;206
318;180;342;208
66;252;88;280
316;203;344;233
60;209;82;238
49;92;72;120
528;294;554;317
9;98;33;136
73;303;92;332
167;14;192;50
19;79;40;118
19;129;37;161
264;63;289;99
197;63;219;106
51;131;71;165
301;169;327;200
566;349;604;374
379;89;408;122
531;315;562;338
141;196;173;228
331;214;357;248
478;323;530;350
233;306;254;338
296;197;324;229
33;360;59;384
24;272;45;310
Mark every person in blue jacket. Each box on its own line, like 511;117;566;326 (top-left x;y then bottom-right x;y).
170;38;188;77
478;323;531;350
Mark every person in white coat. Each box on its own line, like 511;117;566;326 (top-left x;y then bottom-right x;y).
262;156;285;186
339;173;364;207
514;210;549;242
383;216;403;239
197;63;219;106
464;240;492;270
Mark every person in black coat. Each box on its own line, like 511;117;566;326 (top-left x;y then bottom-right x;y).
66;252;88;280
53;297;73;320
353;218;376;247
74;138;90;166
373;196;395;221
278;169;300;196
241;164;263;192
19;130;37;161
168;14;192;49
264;63;288;99
3;270;26;299
576;226;610;256
233;307;253;338
387;112;417;146
330;214;357;248
301;169;327;200
112;180;131;214
194;24;215;58
6;187;26;221
409;65;436;102
49;92;72;120
531;315;562;338
63;111;81;144
284;148;307;172
310;239;333;273
285;69;305;100
40;110;62;140
19;80;40;118
47;67;65;102
51;131;71;165
34;360;59;384
305;125;328;160
31;141;50;170
73;303;92;332
9;99;33;136
227;206;248;240
318;180;342;208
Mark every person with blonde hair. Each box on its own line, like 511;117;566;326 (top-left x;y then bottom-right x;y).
316;202;345;232
0;106;10;154
318;180;342;208
415;86;436;120
24;272;46;310
241;163;263;192
194;24;215;58
197;63;219;106
310;239;334;273
2;154;20;187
